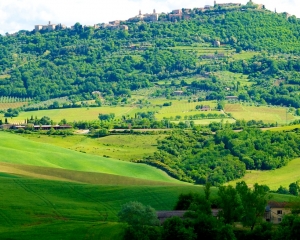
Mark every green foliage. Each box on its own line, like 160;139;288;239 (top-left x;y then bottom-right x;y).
289;182;299;196
236;181;269;230
118;201;160;226
273;215;300;240
162;217;196;240
149;128;300;184
99;113;115;121
218;185;242;224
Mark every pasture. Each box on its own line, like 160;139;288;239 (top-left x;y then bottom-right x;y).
22;134;167;161
0;131;181;183
225;104;295;124
227;158;300;190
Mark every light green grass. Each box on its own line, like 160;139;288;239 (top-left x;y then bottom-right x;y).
21;134;167;161
0;162;182;186
0;131;181;183
0;171;295;239
231;51;259;60
225;104;295;124
264;124;300;132
0;175;202;239
227;158;300;190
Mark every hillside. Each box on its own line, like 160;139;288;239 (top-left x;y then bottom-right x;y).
0;6;300;109
0;131;182;184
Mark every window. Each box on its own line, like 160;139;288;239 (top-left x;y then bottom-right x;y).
277;210;283;215
278;218;282;222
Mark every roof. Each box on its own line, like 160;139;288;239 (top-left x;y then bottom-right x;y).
267;201;288;208
157;211;187;218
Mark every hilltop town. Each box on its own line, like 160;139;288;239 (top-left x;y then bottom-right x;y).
33;0;275;33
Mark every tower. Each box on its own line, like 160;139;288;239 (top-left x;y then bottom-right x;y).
139;10;142;15
153;9;156;14
214;1;216;6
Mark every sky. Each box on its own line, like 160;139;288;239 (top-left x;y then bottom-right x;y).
0;0;299;34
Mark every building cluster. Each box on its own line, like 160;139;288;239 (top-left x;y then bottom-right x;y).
128;9;159;22
32;1;289;34
35;21;66;32
97;21;129;31
169;1;243;21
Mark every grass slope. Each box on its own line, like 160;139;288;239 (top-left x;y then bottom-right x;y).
0;172;295;239
0;162;182;186
0;175;202;239
227;158;300;190
0;131;181;183
21;134;166;161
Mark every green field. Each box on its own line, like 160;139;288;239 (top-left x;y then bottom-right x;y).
0;130;297;239
1;106;135;123
0;131;180;183
227;158;300;190
225;104;295;124
1;99;220;123
21;134;166;161
171;118;236;125
0;174;202;240
263;124;300;132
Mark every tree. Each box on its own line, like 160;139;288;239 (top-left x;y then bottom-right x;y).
236;181;269;230
118;201;160;227
162;217;196;240
217;185;242;224
289;182;299;196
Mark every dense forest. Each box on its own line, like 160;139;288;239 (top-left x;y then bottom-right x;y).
145;128;300;185
1;5;300;106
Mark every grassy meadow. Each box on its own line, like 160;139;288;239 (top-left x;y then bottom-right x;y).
0;131;180;183
225;104;295;124
227;158;300;190
21;134;166;161
1;99;224;124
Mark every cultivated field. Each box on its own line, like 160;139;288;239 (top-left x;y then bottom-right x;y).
0;102;28;110
225;104;295;124
227;158;300;190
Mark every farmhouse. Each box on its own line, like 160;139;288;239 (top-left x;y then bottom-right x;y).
265;201;290;224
